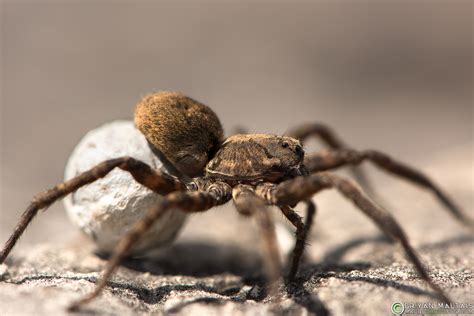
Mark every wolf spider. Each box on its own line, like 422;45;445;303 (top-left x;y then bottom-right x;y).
0;91;471;311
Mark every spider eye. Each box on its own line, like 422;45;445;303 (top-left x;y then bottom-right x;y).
282;142;289;148
295;145;303;154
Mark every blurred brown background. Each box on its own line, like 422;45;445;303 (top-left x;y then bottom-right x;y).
0;1;472;250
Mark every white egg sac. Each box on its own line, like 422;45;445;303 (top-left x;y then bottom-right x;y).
63;121;187;256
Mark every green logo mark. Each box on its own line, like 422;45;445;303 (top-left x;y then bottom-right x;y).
391;302;405;315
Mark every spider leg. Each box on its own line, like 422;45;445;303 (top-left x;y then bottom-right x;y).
256;184;317;280
257;183;318;280
285;122;375;196
279;205;308;280
303;200;317;238
304;149;472;227
232;184;282;297
68;181;232;311
253;183;316;281
0;157;185;264
285;123;347;149
270;172;451;303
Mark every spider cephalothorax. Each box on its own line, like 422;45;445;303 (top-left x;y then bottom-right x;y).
1;91;471;312
206;134;305;183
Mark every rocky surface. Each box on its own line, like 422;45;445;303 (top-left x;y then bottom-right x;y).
0;144;472;315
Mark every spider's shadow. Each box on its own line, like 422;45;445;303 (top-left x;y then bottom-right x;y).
98;241;263;278
95;234;472;314
98;232;473;280
294;233;474;302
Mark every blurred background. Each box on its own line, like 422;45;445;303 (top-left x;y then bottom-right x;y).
0;1;472;253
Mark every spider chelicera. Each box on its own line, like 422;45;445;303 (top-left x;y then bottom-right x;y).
0;91;471;311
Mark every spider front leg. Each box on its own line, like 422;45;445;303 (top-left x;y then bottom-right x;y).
232;184;282;297
285;123;345;149
304;149;472;227
68;181;232;311
303;200;317;235
257;184;317;280
285;122;375;197
0;157;185;264
269;172;451;303
279;205;309;280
